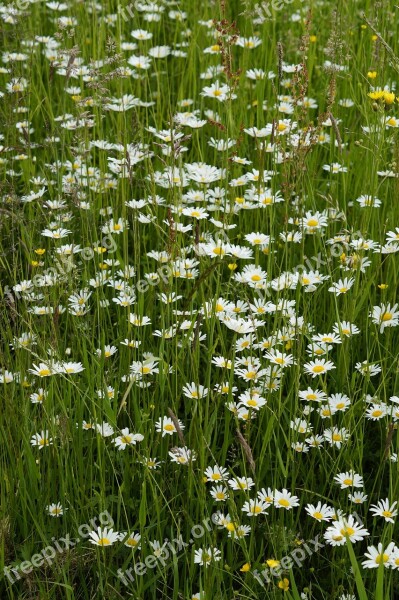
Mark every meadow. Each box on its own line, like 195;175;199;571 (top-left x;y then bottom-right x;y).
1;0;399;598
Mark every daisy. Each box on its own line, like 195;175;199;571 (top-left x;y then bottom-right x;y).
113;428;144;450
312;333;342;345
123;532;141;549
238;392;267;411
47;502;66;517
88;527;119;547
194;547;221;566
96;422;114;437
370;303;399;333
204;465;229;482
332;321;360;337
201;81;233;102
228;477;255;491
28;362;57;378
355;361;381;377
324;515;369;546
362;543;395;568
142;457;162;470
300;211;328;230
41;227;71;239
299;388;327;403
155;416;185;437
366;404;387;420
323;427;350;448
227;523;251;538
328;393;351;412
334;471;363;489
303;359;336;378
61;361;85;374
305;435;324;448
369;499;398;523
257;488;274;505
328;278;355;295
356;194;382;208
182;382;209;399
210;485;229;501
348;492;368;504
168;447;196;465
274;489;299;509
30;389;48;404
304;502;334;522
31;430;53;448
264;350;295;368
322;162;348;173
241;499;269;516
182;207;209;219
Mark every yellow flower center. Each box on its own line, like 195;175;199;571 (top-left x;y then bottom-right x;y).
126;538;138;546
307;219;318;227
164;424;175;432
97;537;111;546
313;511;323;520
312;365;325;373
39;369;51;377
121;435;132;444
246;371;257;379
340;526;355;536
278;499;290;507
376;554;389;564
382;312;392;321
